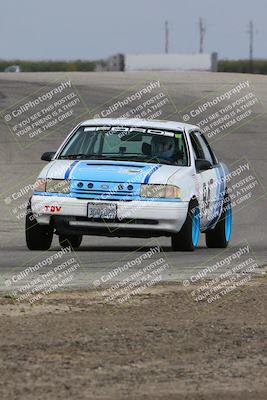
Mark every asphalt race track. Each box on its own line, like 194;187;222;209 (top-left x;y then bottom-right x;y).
0;71;266;290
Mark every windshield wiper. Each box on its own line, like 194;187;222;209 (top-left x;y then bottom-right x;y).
59;154;111;160
95;155;175;165
58;154;175;165
59;154;87;159
145;156;174;165
116;155;174;165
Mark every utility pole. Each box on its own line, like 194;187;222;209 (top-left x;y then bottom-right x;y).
165;20;169;54
199;17;206;53
247;20;254;73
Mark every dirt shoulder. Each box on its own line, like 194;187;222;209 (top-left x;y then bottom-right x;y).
0;279;266;400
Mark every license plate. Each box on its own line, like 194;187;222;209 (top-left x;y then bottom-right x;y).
87;203;117;219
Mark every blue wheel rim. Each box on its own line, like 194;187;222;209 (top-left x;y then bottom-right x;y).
192;207;200;247
225;202;232;242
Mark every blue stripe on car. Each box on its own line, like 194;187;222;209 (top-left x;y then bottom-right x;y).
216;164;226;215
225;203;232;241
210;166;220;221
143;165;161;184
64;160;79;179
219;164;226;206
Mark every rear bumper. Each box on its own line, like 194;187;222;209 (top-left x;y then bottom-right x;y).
31;195;189;237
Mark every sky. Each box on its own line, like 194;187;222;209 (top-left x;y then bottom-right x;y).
0;0;266;60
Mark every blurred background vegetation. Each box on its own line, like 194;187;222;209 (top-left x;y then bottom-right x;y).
0;60;96;72
1;59;267;74
218;59;267;74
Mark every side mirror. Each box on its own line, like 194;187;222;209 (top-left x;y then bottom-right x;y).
195;159;212;171
41;152;56;162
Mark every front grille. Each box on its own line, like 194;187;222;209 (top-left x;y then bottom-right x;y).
71;180;139;200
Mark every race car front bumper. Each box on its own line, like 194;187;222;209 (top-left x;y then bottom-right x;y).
31;195;189;237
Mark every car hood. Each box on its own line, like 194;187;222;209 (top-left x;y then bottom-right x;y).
41;160;183;184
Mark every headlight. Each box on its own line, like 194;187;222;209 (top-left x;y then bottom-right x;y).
141;184;181;198
34;179;70;194
34;179;46;192
46;179;70;193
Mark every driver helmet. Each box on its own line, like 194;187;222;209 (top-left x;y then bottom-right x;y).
151;136;175;159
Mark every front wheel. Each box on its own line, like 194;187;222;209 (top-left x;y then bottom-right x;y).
205;194;232;248
171;200;200;251
25;204;53;250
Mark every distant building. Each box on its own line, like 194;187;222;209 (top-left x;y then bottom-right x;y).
96;53;218;72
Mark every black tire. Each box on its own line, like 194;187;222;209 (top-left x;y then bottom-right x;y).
59;235;82;250
25;204;53;250
206;193;232;248
171;199;200;252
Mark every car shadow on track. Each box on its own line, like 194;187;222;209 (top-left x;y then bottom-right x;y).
56;245;209;252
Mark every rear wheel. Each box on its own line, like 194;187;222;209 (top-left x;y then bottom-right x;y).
59;235;82;250
25;203;53;250
171;200;200;251
206;193;232;248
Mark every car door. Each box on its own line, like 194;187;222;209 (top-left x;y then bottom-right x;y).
190;131;219;229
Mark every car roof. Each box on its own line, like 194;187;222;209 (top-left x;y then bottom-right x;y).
80;118;198;132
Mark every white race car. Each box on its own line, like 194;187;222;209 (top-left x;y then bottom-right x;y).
26;118;232;251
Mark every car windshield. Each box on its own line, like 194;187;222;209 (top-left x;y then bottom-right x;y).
58;126;188;166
